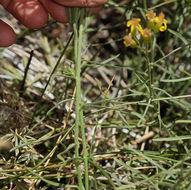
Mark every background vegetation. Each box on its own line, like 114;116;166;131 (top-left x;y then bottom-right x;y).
0;0;191;189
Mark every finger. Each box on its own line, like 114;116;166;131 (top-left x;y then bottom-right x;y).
53;0;108;7
39;0;101;23
39;0;68;23
0;19;16;47
1;0;48;29
90;6;102;14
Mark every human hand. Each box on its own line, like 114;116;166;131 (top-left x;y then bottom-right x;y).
53;0;108;7
0;0;107;47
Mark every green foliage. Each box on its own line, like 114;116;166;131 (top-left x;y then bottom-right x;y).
0;0;191;189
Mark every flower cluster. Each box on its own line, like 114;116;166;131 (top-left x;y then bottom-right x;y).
123;10;168;48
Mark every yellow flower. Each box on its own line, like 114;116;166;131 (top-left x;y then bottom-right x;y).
154;12;168;32
140;28;152;43
127;18;142;35
123;34;137;48
146;10;156;31
146;11;168;33
146;10;156;22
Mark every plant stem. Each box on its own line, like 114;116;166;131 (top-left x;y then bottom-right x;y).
72;8;83;190
145;45;153;100
143;0;147;10
148;62;153;99
72;8;89;190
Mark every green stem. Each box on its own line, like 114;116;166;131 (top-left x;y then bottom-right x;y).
143;0;147;10
72;8;83;190
80;109;89;190
72;8;89;190
148;62;153;99
145;45;153;100
145;42;156;123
